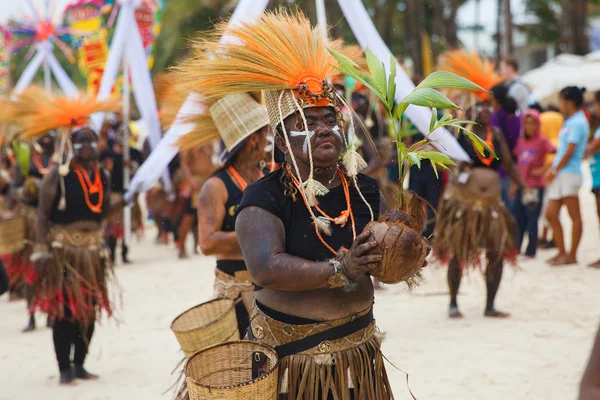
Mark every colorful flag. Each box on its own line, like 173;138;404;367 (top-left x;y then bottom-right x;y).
0;26;11;95
64;0;110;94
134;0;165;69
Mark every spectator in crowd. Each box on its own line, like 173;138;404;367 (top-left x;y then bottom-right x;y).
586;90;600;268
545;87;589;266
491;84;521;208
538;108;564;249
511;109;556;258
499;56;531;113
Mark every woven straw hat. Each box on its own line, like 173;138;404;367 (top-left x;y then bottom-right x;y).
209;93;269;153
263;89;323;132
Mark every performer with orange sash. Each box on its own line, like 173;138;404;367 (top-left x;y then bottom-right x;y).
7;89;126;385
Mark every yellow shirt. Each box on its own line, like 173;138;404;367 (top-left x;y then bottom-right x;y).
540;111;563;166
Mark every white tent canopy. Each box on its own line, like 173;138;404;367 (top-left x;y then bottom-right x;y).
522;51;600;106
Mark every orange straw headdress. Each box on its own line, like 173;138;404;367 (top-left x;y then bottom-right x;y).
7;87;121;140
438;50;502;101
176;10;374;235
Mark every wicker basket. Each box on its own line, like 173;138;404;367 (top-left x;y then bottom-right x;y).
0;217;26;254
185;341;279;400
171;299;239;358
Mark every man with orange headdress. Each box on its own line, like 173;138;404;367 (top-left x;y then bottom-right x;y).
434;52;528;319
177;11;401;399
8;89;130;385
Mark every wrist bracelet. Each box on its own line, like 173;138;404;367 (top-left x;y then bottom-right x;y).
31;251;51;262
33;243;50;253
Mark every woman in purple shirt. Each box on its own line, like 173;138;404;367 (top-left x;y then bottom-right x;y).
491;84;522;208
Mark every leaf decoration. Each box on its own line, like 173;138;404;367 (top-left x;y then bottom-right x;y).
416;70;485;92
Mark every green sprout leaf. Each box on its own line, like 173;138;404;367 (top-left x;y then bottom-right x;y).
407;151;421;169
419;150;456;167
429;108;438;133
12;142;30;177
416;70;485;92
397;88;460;119
365;49;387;96
387;56;397;105
328;48;388;108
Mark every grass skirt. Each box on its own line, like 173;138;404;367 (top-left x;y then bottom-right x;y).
31;229;115;324
249;304;394;400
104;192;143;239
432;183;517;269
4;205;37;287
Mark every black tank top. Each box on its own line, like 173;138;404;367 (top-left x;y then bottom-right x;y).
459;129;503;171
213;168;244;232
238;168;380;262
50;168;109;225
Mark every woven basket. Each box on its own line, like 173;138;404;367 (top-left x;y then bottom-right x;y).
171;299;239;358
185;341;279;400
0;217;26;254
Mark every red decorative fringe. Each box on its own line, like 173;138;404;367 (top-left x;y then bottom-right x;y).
3;253;38;286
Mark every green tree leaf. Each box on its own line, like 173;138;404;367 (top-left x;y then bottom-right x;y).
416;70;485;92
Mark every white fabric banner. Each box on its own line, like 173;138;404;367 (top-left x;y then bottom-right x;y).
47;52;79;98
124;0;270;201
338;0;470;162
92;2;171;191
13;47;47;96
13;42;78;98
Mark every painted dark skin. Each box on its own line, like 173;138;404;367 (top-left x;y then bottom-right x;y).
449;102;526;319
236;107;388;321
35;129;128;272
197;126;269;260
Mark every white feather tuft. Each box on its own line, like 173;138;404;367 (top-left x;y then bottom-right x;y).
314;216;332;236
342;150;368;177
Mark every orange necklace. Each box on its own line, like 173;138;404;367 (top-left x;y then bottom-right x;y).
227;165;263;191
32;151;52;175
286;164;356;256
73;163;104;213
473;128;496;167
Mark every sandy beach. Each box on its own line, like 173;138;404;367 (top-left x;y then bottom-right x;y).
2;179;600;400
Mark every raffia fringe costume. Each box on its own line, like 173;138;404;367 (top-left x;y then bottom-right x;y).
105;192;143;239
5;204;38;286
433;183;517;268
32;228;115;324
248;303;393;399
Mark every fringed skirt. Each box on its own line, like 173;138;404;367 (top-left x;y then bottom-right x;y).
5;205;37;287
104;192;143;239
248;303;394;400
32;229;116;324
432;183;517;269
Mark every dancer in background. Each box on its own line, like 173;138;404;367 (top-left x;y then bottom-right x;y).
100;133;144;264
6;132;55;332
177;144;215;259
545;87;589;266
7;89;125;385
586;90;600;268
511;109;556;258
436;51;527;319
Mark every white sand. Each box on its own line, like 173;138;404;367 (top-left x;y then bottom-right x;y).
2;185;599;400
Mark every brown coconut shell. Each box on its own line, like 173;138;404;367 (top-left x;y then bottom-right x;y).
366;190;428;284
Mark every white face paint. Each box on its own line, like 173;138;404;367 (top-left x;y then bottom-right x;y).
290;125;343;155
290;130;315;155
264;136;274;153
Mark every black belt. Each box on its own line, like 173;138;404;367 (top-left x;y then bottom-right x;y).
248;308;374;358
